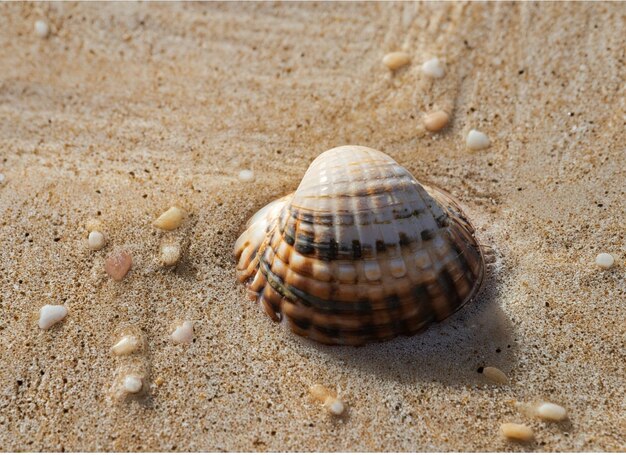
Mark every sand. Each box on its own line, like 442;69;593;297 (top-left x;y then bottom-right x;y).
0;2;624;452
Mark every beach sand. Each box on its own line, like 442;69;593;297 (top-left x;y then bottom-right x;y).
0;2;624;451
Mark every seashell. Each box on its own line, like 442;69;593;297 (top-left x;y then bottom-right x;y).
233;145;485;345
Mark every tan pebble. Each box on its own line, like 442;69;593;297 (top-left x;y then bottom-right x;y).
309;384;345;416
88;231;106;250
105;250;132;281
500;423;534;442
160;241;181;266
535;402;567;421
154;206;186;231
154;376;164;387
424;110;450;132
483;366;508;384
383;51;410;70
111;335;141;356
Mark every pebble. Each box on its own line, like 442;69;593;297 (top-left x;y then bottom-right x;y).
88;231;106;251
500;423;534;442
34;20;50;38
160;241;181;266
0;173;5;184
111;335;141;356
382;51;411;70
466;129;491;150
123;375;143;393
38;305;68;329
105;250;132;281
309;384;345;416
171;321;194;344
595;252;615;270
421;57;445;78
154;206;186;231
238;169;255;182
482;366;509;384
423;110;450;132
535;402;567;421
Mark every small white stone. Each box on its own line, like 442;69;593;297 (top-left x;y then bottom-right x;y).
111;335;141;356
421;57;445;78
38;305;68;329
324;397;345;416
88;231;106;251
123;375;143;393
595;252;615;270
0;173;5;184
535;402;567;422
238;169;254;182
466;129;491;150
34;20;50;38
171;321;194;344
500;422;534;442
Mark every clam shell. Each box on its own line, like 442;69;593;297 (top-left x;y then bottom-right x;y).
234;145;484;345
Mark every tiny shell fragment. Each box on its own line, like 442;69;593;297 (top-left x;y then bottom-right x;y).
483;366;509;384
160;241;181;266
111;335;141;356
595;252;615;270
421;57;445;78
309;384;345;416
38;305;68;329
154;206;186;231
535;402;567;421
424;110;450;132
105;250;132;281
383;51;410;70
171;321;194;344
500;423;534;442
466;129;491;150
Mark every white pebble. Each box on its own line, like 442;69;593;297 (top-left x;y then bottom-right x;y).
171;321;194;344
160;242;181;266
421;57;445;78
34;20;50;38
324;397;345;416
382;51;410;70
535;402;567;421
123;375;143;393
38;304;67;329
466;129;491;150
0;173;5;184
88;231;106;251
238;169;254;182
595;252;615;270
111;335;141;356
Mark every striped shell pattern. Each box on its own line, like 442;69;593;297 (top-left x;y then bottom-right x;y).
234;146;484;345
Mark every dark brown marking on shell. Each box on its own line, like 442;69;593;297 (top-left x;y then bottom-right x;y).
234;146;485;345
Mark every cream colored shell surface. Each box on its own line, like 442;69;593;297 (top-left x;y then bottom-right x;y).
234;146;484;345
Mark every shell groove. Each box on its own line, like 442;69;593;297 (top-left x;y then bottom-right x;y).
234;145;484;345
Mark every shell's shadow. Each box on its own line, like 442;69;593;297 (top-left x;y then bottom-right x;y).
290;263;516;386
